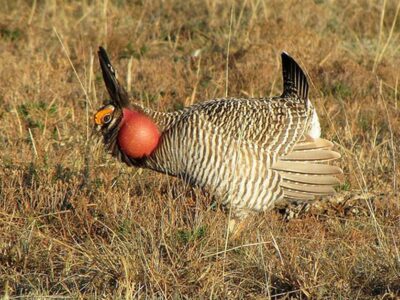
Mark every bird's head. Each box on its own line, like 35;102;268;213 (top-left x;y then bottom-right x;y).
94;47;160;161
94;103;120;134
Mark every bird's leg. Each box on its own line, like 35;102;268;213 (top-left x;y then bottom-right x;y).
228;218;238;234
227;209;252;239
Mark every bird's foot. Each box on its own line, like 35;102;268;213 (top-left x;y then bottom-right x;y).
227;217;250;240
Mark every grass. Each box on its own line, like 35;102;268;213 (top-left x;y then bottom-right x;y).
0;0;399;298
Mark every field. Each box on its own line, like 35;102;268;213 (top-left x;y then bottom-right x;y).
1;0;399;298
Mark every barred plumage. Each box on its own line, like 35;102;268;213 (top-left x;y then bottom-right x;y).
94;47;343;219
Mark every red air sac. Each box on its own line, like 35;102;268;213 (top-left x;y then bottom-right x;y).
117;108;160;158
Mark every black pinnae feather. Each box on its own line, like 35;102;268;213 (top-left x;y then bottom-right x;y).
98;47;117;96
98;46;130;108
281;52;309;103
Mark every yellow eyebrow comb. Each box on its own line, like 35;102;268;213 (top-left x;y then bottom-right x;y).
94;107;114;125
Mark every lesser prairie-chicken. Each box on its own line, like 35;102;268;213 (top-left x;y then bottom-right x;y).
94;47;342;224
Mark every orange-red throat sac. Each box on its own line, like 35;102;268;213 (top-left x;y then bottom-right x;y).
117;108;160;159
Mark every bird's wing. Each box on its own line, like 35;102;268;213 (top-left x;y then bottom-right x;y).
195;97;310;156
192;98;342;202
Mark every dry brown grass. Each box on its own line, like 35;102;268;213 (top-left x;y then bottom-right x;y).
0;0;399;298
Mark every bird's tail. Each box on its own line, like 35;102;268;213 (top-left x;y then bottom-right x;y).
273;136;343;202
281;52;309;108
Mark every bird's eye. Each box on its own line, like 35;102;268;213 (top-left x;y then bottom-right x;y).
94;106;115;126
102;114;112;124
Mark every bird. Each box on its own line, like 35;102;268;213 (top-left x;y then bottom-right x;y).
94;47;342;228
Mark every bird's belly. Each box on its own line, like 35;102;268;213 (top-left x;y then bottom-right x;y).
181;136;283;212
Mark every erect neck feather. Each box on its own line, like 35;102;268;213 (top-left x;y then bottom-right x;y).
117;108;161;159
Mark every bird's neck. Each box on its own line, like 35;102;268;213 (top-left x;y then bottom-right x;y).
117;108;161;159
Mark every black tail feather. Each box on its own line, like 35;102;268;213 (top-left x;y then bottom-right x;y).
281;52;309;102
98;46;130;108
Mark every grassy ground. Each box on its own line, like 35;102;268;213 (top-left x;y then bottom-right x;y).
1;0;399;298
